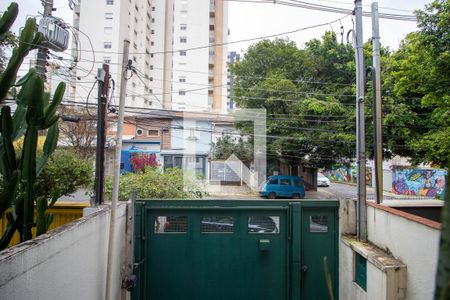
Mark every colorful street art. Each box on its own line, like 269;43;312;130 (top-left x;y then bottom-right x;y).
322;165;372;186
322;165;356;183
392;168;447;198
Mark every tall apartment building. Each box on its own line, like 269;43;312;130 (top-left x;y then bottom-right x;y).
226;51;240;111
71;0;228;113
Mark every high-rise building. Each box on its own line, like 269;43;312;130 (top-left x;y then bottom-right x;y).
71;0;228;112
226;51;240;111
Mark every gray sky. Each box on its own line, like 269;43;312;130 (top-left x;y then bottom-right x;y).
2;0;430;55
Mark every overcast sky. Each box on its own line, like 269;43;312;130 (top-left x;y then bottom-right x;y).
2;0;430;55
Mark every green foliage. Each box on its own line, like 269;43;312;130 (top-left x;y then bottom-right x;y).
104;167;208;201
35;150;93;203
230;33;356;168
0;3;64;249
380;0;450;167
435;166;450;299
211;135;253;164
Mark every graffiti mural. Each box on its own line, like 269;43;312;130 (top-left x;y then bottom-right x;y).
322;165;356;183
392;168;447;198
322;164;373;186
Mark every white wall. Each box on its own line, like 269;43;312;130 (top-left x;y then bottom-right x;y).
340;237;407;300
0;204;128;300
367;204;440;300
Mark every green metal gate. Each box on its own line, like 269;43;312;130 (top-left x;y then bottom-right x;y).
132;200;338;300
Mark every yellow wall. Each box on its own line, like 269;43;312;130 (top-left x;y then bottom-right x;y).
0;202;89;248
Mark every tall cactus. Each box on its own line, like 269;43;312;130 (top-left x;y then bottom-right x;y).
0;2;64;249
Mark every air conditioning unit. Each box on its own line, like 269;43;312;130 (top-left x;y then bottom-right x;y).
38;17;70;52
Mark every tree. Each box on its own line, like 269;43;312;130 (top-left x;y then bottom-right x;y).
230;34;356;169
59;107;98;159
211;135;253;164
381;0;449;167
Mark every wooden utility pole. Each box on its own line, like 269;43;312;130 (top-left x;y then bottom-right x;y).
94;64;110;205
36;0;54;81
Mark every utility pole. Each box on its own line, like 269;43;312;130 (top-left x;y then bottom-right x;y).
105;40;130;300
36;0;54;81
355;0;367;241
372;2;383;204
94;64;110;205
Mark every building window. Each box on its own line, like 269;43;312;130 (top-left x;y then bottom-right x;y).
151;41;154;46
136;128;143;136
209;25;214;31
179;50;187;56
152;18;155;23
151;29;155;34
179;90;186;96
209;12;215;18
209;37;215;43
105;13;113;20
106;0;113;5
150;54;154;58
180;37;187;43
104;42;112;49
148;130;159;136
152;6;155;11
180;24;187;30
150;65;154;70
104;27;112;34
103;57;111;63
179;76;186;83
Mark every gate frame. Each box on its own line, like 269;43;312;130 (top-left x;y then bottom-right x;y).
132;199;339;300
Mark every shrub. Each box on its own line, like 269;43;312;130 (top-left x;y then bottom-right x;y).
104;167;208;201
35;149;93;202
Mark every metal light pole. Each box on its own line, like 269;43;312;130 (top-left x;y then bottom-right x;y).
372;2;383;204
355;0;367;241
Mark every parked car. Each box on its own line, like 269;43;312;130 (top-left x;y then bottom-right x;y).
317;173;331;187
260;175;305;199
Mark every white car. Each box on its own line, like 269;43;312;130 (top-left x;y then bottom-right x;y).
317;173;331;187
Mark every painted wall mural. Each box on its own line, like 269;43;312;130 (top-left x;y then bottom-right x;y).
322;165;356;183
392;167;447;198
322;165;372;186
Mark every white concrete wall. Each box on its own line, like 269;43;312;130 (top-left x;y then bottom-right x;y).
340;237;407;300
0;204;128;300
367;205;440;300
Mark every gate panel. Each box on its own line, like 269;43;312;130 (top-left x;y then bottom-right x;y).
132;200;339;300
146;207;288;300
300;206;339;300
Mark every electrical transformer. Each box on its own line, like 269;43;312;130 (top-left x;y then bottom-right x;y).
38;17;70;52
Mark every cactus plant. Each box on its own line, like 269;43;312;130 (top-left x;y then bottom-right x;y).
0;2;64;249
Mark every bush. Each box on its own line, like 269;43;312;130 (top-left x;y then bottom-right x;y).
104;167;208;201
35;149;93;202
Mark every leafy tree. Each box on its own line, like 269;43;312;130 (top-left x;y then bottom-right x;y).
211;135;253;164
230;34;356;169
104;167;207;201
35;150;93;203
381;0;449;167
